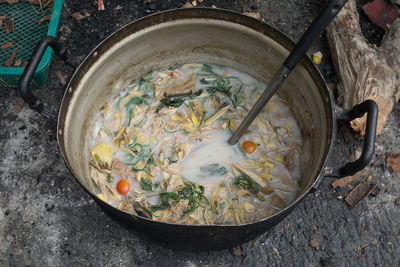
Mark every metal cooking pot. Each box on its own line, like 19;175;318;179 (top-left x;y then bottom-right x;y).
19;8;378;251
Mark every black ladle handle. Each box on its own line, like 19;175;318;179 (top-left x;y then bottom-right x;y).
19;36;66;112
337;99;378;177
283;0;347;70
228;0;348;145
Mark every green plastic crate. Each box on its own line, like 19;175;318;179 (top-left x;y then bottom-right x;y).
0;0;63;88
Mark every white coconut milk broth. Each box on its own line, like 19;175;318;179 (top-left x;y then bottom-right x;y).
88;63;303;225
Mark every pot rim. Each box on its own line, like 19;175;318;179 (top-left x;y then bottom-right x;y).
57;7;336;228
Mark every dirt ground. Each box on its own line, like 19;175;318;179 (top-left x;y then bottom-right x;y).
0;0;399;266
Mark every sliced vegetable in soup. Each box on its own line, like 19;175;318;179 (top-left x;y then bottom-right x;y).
89;63;303;225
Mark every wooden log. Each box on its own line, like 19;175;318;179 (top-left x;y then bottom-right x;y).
326;0;400;136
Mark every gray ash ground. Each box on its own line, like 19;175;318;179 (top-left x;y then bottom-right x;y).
1;0;399;266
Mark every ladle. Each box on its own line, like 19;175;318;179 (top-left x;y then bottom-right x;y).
228;0;347;145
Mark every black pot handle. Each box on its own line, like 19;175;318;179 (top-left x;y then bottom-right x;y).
19;36;67;112
335;99;378;177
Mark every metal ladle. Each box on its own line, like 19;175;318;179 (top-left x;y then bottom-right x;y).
228;0;347;145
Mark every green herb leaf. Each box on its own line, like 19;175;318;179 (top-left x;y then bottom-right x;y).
150;203;170;212
141;178;153;191
91;178;102;193
160;192;179;203
150;183;207;215
124;97;148;108
199;163;228;176
178;183;205;215
233;173;261;195
156;98;185;113
106;173;113;184
190;89;203;99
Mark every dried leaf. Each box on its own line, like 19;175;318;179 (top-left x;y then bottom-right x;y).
344;181;376;207
12;98;24;113
56;71;66;85
4;17;14;33
0;16;7;20
181;2;193;8
39;14;51;24
395;198;400;205
5;48;18;67
143;0;152;3
232;246;242;257
350;96;390;136
309;238;320;250
14;58;22;67
243;12;262;21
331;169;368;188
191;0;197;6
386;153;400;173
272;247;282;260
357;242;369;261
1;41;13;49
71;11;91;21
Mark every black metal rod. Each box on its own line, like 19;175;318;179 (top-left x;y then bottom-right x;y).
228;0;347;145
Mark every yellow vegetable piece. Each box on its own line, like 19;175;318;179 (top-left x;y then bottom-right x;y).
275;156;284;163
305;111;310;121
229;120;237;131
96;193;108;203
264;161;275;169
260;173;274;180
312;51;323;65
91;143;115;166
135;161;146;170
137;131;141;143
240;207;245;222
232;201;241;225
184;124;196;132
190;108;199;127
104;102;110;115
113;126;126;141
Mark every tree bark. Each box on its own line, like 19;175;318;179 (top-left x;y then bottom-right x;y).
326;0;400;136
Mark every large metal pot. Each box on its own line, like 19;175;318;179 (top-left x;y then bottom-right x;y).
19;8;378;251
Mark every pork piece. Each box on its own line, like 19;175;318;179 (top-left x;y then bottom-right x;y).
155;74;196;99
283;149;295;171
112;159;136;179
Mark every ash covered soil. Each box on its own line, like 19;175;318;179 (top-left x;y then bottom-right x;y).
0;0;399;266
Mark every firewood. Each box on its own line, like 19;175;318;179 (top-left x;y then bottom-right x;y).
326;0;400;136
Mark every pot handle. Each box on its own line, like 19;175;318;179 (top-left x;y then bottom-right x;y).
333;99;378;177
19;36;67;112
